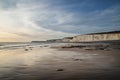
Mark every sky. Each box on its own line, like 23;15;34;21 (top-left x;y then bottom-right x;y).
0;0;120;42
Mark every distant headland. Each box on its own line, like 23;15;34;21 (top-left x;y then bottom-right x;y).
32;31;120;43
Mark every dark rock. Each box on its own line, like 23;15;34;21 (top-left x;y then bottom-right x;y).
44;45;48;47
74;59;83;61
25;49;29;51
57;69;64;71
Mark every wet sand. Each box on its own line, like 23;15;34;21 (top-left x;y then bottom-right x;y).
0;47;120;80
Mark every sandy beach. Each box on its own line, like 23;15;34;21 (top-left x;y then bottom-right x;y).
0;0;120;79
0;45;120;80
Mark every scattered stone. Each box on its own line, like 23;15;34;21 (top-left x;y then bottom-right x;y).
84;48;93;50
57;69;64;71
44;45;48;47
29;47;33;50
74;59;79;61
25;49;29;51
98;47;105;50
74;59;83;61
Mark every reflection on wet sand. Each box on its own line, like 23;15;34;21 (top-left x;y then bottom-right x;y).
0;47;120;80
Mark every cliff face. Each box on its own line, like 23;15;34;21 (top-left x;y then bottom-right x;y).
47;39;62;43
31;31;120;43
62;31;120;42
62;37;73;42
71;32;120;42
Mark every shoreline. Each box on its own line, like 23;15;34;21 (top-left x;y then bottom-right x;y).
0;44;120;80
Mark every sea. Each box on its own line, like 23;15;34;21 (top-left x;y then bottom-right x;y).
0;42;30;50
0;42;75;50
1;41;115;50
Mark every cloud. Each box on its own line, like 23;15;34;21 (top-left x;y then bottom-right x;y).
49;5;120;33
0;0;120;42
31;0;120;34
0;0;75;42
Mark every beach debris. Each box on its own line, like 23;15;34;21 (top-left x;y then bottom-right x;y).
74;59;83;61
57;69;64;71
40;46;42;47
40;46;43;48
29;47;33;50
44;45;48;47
61;45;86;48
25;49;29;51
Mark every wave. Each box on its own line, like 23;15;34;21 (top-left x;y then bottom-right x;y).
0;42;30;50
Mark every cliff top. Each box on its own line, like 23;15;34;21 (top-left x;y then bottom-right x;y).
87;31;120;35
